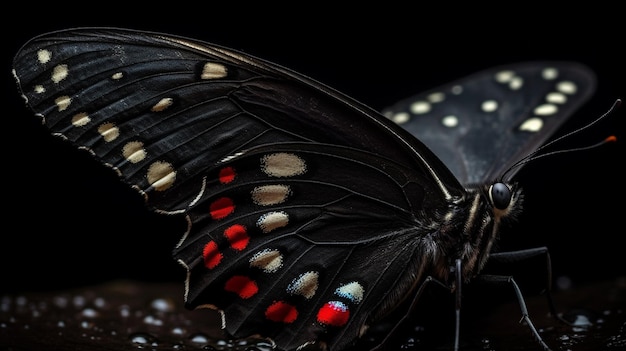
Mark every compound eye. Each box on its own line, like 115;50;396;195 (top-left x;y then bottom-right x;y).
490;182;511;210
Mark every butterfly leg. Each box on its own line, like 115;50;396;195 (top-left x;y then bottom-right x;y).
488;247;571;325
473;274;552;351
369;274;453;351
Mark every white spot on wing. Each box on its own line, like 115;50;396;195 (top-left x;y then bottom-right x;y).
37;49;52;64
557;81;578;95
427;92;445;103
391;112;410;124
508;76;523;90
534;104;558;116
111;72;124;80
123;141;147;163
51;64;68;83
98;122;120;142
261;153;307;177
335;282;365;304
147;161;176;191
201;62;227;79
257;211;289;233
71;112;91;127
250;248;283;273
546;92;567;104
442;115;458;127
287;271;319;299
151;98;174;112
519;117;543;132
494;70;515;83
55;96;71;111
251;184;292;206
481;100;498;113
451;85;463;94
410;101;431;114
542;67;559;80
34;85;45;94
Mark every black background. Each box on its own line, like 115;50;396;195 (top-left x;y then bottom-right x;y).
3;5;624;304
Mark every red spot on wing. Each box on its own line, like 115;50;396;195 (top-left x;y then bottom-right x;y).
210;197;235;219
317;301;349;327
265;301;298;323
224;224;249;251
219;166;236;184
224;276;258;299
202;241;222;269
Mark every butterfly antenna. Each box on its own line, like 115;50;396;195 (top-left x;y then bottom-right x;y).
502;98;621;181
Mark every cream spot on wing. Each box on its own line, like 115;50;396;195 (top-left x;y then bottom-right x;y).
508;76;523;90
335;281;365;304
557;81;578;94
451;85;463;94
151;98;174;112
257;211;289;233
542;67;559;80
519;117;543;132
481;100;498;113
34;85;45;94
98;122;120;142
250;248;284;273
427;92;445;103
391;112;410;124
442;115;459;127
201;62;227;79
71;112;90;127
546;92;567;104
410;101;431;114
261;153;307;177
123;141;147;163
147;161;176;191
37;49;52;64
111;72;124;80
251;184;291;206
287;271;319;299
494;70;515;83
55;96;71;111
534;103;558;116
51;64;68;83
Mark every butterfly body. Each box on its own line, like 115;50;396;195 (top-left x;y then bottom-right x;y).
13;28;597;351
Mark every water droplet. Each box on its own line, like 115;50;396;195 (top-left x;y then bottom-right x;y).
150;298;175;312
171;327;186;336
94;297;106;308
129;332;159;348
72;295;86;307
190;333;209;344
143;315;163;326
57;321;66;328
82;308;99;318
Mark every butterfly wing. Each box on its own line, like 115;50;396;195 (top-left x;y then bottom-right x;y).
12;28;460;350
381;62;596;184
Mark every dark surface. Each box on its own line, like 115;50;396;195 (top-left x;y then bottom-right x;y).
3;5;625;351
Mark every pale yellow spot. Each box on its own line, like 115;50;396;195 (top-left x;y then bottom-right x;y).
257;211;289;233
451;85;463;94
51;64;68;83
55;95;71;111
261;153;307;177
335;281;365;304
546;92;567;104
147;161;176;191
508;76;523;90
37;49;52;64
519;117;543;132
251;184;291;206
542;67;559;80
98;122;120;142
249;249;283;273
34;85;45;94
427;92;445;103
287;271;319;299
391;112;410;124
151;98;174;112
494;70;515;83
122;141;147;163
410;101;431;114
111;72;124;80
534;104;558;116
442;115;459;127
71;112;91;127
557;81;577;95
201;62;227;79
481;100;498;113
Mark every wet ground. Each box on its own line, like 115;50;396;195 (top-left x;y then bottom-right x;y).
1;277;623;351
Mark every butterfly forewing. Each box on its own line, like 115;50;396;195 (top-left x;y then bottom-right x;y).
13;28;462;351
382;62;596;184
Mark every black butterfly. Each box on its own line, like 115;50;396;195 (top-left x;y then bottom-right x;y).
12;27;610;351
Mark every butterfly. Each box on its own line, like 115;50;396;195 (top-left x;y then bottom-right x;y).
12;27;613;351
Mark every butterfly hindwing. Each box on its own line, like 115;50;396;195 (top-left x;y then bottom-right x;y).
382;62;596;184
